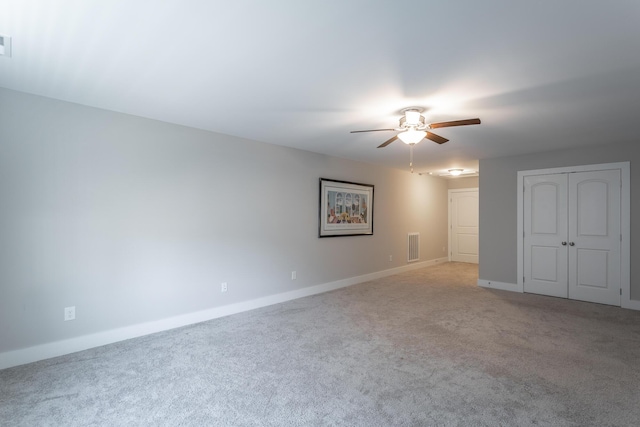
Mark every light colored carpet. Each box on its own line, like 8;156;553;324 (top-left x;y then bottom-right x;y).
1;262;640;426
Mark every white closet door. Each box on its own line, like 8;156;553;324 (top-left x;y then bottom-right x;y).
450;190;479;263
524;174;568;298
568;170;621;305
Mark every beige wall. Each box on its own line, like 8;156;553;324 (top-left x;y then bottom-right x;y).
447;176;478;189
0;88;449;354
479;142;640;300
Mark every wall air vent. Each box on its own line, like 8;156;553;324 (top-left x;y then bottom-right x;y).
408;232;420;263
0;34;11;57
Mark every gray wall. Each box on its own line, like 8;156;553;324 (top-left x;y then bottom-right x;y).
0;88;449;353
479;142;639;300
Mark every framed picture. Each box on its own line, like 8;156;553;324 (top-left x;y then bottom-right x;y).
319;178;374;237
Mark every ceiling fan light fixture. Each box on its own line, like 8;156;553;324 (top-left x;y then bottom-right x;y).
398;129;426;144
448;169;464;176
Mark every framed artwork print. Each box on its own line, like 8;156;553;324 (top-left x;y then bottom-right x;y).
319;178;374;237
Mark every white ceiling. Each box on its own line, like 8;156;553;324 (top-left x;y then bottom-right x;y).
2;1;640;174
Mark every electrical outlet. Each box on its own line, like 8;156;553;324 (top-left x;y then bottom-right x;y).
64;306;75;321
389;255;393;262
221;282;228;293
291;271;297;280
442;246;446;252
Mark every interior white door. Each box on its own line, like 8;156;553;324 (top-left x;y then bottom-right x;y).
450;189;478;263
568;170;621;305
524;174;568;298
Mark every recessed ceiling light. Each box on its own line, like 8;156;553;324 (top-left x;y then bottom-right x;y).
0;34;12;57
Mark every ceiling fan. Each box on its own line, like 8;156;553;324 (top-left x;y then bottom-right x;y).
351;108;481;147
350;107;481;172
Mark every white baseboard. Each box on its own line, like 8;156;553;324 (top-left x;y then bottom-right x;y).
0;257;449;370
477;279;521;293
478;279;640;311
622;297;640;311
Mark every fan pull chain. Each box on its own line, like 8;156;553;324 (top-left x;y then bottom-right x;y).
409;144;414;173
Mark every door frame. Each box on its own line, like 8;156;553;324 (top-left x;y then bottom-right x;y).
448;187;479;262
516;162;635;309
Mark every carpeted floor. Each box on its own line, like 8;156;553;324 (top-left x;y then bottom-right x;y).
1;262;640;426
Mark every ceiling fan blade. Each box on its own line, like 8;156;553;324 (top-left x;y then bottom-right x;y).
426;131;449;144
428;118;481;129
350;128;396;133
377;135;398;148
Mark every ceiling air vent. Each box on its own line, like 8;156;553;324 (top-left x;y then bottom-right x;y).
0;35;12;57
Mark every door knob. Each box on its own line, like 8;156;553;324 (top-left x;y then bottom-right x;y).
569;242;575;246
561;241;567;246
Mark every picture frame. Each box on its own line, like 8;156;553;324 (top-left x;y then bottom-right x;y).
319;178;374;237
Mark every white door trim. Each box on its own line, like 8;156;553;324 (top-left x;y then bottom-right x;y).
448;187;479;262
517;162;636;310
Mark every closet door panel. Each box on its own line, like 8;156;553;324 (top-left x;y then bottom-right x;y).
568;170;621;305
523;174;568;298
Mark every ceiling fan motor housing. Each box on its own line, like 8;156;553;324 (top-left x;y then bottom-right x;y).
399;113;426;130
